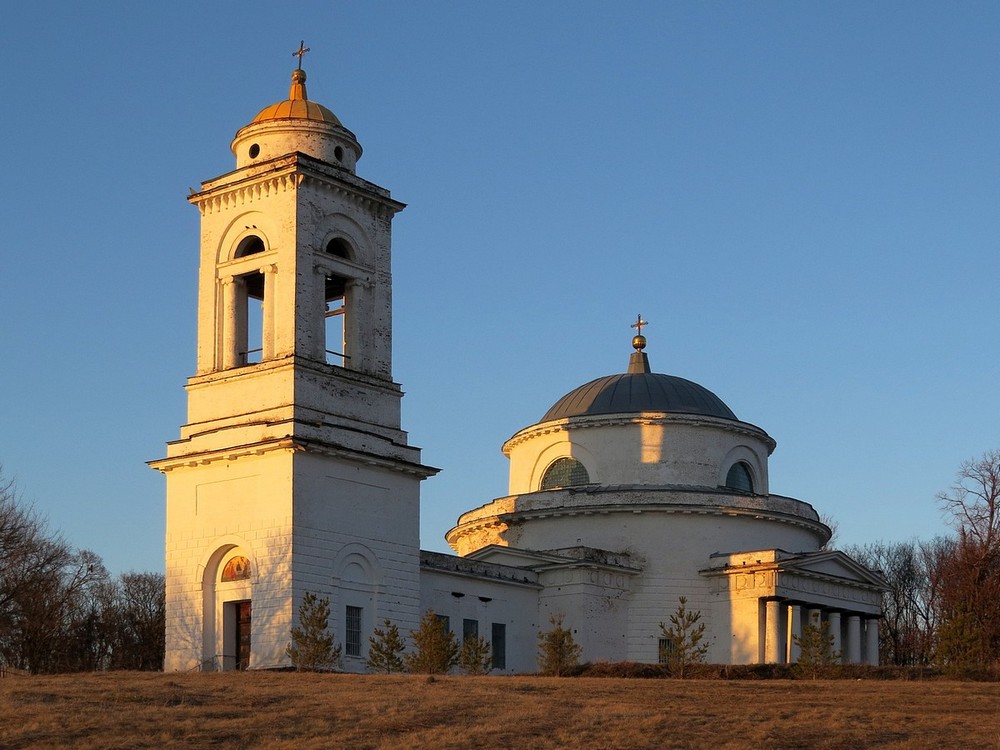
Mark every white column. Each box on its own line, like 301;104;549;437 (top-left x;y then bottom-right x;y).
344;278;365;372
827;611;842;662
313;265;331;362
845;615;862;664
864;618;880;666
262;264;277;361
221;276;238;369
764;599;783;664
787;604;802;663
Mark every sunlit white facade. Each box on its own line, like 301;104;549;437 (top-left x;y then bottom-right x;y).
155;62;883;673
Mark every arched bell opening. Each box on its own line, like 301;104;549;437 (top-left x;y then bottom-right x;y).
237;271;266;365
324;273;348;366
323;237;354;367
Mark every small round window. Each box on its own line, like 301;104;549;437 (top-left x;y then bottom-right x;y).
540;458;590;490
248;144;260;159
725;462;754;494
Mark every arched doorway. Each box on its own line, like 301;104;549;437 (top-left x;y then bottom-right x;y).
203;545;254;670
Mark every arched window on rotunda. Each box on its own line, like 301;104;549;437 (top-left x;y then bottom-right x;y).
725;461;755;494
540;457;590;491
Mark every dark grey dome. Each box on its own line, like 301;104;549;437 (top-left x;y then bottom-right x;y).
541;371;737;422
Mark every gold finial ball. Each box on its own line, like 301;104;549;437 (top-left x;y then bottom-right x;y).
292;68;307;83
632;334;647;351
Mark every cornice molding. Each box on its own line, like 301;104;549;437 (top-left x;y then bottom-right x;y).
149;434;438;479
190;155;404;218
447;494;827;549
502;413;775;455
191;173;303;215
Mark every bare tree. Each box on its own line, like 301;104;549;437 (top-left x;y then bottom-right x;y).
938;449;1000;552
845;539;941;666
935;450;1000;670
111;572;166;670
0;470;165;673
819;512;839;551
0;473;75;672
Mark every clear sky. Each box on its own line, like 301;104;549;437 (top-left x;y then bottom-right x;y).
1;2;998;575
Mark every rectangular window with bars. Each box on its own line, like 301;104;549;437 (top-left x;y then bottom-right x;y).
658;637;674;664
346;606;363;657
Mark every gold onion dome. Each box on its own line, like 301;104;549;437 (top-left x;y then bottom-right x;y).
251;68;342;126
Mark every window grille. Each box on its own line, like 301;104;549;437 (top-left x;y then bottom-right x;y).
346;606;363;657
540;458;590;490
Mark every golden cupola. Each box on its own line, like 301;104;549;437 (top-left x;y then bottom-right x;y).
230;59;362;172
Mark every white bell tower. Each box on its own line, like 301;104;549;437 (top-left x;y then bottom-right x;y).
151;49;436;672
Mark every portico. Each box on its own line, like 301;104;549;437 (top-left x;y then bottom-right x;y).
706;549;885;665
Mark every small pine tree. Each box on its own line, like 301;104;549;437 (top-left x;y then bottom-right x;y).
793;618;841;678
404;609;459;674
936;608;983;675
367;619;406;673
659;596;709;677
286;592;341;672
459;635;493;675
537;613;582;676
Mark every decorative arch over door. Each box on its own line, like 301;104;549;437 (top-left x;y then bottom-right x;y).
201;542;255;671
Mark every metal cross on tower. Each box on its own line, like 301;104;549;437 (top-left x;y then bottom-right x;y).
293;41;310;69
631;314;648;336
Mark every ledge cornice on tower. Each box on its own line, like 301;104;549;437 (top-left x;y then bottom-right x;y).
150;433;438;478
190;173;303;215
190;153;405;217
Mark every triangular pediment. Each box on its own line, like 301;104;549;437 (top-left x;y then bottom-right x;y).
780;550;887;589
465;544;639;573
465;544;567;568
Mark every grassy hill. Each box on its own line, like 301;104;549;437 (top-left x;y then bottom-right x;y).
1;671;996;749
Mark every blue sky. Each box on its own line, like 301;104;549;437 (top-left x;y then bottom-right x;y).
1;2;998;574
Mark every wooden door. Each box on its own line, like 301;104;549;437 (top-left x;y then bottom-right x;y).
235;601;251;670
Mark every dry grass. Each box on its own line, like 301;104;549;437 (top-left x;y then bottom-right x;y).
1;672;998;749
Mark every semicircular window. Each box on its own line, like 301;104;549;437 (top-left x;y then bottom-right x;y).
725;462;754;494
540;457;590;491
235;235;265;258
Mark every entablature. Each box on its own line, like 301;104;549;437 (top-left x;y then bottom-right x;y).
190;153;404;217
502;412;776;455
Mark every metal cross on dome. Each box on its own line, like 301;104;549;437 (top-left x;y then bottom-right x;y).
631;314;648;336
293;41;310;70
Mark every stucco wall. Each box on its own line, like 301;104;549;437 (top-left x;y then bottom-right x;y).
504;414;773;496
419;568;541;674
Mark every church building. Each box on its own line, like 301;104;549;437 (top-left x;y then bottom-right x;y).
152;54;884;673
